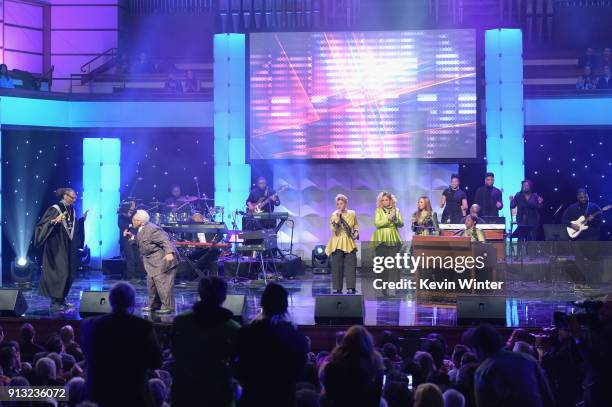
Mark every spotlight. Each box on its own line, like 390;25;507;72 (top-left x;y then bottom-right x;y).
11;257;36;290
312;245;330;274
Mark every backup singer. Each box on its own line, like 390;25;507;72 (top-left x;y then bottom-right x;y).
372;192;404;295
411;196;439;236
473;172;503;217
461;214;486;243
34;188;88;311
440;174;468;224
325;194;359;294
125;210;178;314
510;179;543;241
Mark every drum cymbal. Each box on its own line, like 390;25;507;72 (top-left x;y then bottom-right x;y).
177;196;200;203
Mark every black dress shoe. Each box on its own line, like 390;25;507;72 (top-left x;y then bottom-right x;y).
347;289;357;295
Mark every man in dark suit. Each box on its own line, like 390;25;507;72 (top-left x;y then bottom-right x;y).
172;276;241;407
82;282;162;407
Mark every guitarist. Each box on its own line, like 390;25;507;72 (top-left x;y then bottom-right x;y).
562;188;602;241
245;176;280;230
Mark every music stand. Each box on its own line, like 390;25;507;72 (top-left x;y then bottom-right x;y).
543;224;571;292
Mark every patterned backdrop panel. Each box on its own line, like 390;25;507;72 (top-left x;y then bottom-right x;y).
274;162;457;261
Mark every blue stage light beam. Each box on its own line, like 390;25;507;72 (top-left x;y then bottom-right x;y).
214;33;251;220
485;29;524;232
82;138;121;268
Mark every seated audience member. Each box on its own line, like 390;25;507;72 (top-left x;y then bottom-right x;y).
34;357;62;386
171;276;240;407
382;342;403;364
235;282;308;407
449;345;470;382
576;65;597;90
384;381;414;407
512;341;537;358
601;47;611;68
414;351;436;381
597;65;612;89
149;378;169;407
66;377;86;407
165;72;183;93
578;47;598;70
471;324;554;407
34;334;76;372
402;358;425;388
132;52;153;74
60;325;84;362
0;64;14;88
414;383;443;407
185;70;199;92
443;389;465;407
0;345;20;378
82;282;162;407
456;362;479;407
296;388;321;407
18;323;44;363
322;325;384;407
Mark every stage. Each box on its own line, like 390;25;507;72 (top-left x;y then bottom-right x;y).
10;270;605;328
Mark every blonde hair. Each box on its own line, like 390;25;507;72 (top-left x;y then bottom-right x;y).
376;191;397;209
335;194;348;203
417;196;433;215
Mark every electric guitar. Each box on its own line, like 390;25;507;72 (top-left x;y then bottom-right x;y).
248;185;289;214
566;204;611;239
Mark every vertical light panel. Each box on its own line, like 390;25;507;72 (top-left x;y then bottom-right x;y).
82;138;120;268
214;33;251;219
485;29;524;230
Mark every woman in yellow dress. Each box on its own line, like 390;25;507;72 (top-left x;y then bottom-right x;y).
411;196;439;236
325;194;359;294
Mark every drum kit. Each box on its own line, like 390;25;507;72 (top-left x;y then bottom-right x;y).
123;195;224;224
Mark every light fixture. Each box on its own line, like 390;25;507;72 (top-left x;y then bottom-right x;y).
312;245;330;274
11;257;36;290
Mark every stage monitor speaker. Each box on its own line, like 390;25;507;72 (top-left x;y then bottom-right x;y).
0;289;28;317
223;294;249;324
79;291;112;317
456;295;506;326
315;295;364;325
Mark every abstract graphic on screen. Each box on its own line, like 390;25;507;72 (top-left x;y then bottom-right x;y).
249;30;477;159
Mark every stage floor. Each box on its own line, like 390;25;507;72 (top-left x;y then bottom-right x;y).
14;271;609;327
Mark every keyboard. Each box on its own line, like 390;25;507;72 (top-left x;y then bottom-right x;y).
161;222;227;234
249;212;289;220
174;241;230;248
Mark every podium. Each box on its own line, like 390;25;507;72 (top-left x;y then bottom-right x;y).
411;236;502;299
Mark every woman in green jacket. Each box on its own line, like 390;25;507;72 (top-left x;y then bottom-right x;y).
371;192;404;291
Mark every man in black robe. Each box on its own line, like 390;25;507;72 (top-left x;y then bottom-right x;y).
34;188;87;311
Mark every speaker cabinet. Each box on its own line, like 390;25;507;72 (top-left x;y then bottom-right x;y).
0;289;28;317
456;295;506;326
79;291;112;317
315;295;364;325
222;294;249;324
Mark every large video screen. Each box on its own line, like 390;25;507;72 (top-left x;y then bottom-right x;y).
249;30;477;159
